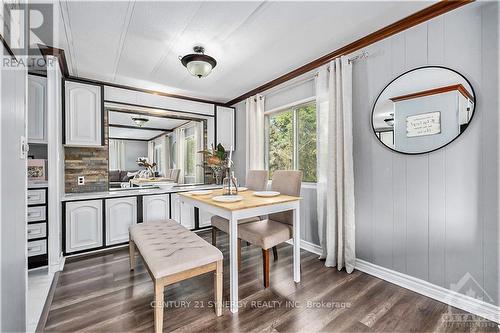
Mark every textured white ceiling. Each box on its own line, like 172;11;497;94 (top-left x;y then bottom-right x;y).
56;1;434;103
109;127;166;140
108;111;187;129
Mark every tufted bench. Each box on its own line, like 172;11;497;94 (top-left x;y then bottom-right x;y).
129;220;223;333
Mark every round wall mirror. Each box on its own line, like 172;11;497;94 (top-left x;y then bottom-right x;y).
372;66;475;154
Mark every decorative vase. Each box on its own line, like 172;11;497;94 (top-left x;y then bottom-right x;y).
214;169;224;185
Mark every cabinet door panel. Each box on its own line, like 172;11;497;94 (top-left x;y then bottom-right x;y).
199;209;214;228
106;197;137;245
28;75;47;143
143;194;170;223
170;193;195;229
216;106;235;149
65;81;102;146
65;200;103;253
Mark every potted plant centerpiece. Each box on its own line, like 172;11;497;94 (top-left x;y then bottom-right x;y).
198;143;228;185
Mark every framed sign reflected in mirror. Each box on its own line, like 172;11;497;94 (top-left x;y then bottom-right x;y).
371;66;476;154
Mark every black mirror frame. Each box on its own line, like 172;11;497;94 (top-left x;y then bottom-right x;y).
371;65;476;155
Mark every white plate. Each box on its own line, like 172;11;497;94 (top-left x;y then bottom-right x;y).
253;191;280;197
189;190;213;196
237;187;248;192
212;195;243;203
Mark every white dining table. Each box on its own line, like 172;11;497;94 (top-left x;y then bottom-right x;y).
178;189;301;313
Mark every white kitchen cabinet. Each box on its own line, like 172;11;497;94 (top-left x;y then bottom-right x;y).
143;194;170;223
28;240;47;257
216;106;235;150
171;193;195;229
28;75;47;143
199;209;214;228
65;200;103;253
64;80;102;147
105;197;137;245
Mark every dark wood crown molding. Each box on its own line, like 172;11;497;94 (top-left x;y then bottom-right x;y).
39;45;70;77
108;124;173;132
225;0;473;106
390;84;474;102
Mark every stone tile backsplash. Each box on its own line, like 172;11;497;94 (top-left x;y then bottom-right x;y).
64;111;109;193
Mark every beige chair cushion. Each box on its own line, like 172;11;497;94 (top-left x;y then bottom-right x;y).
246;170;269;191
211;215;260;233
130;220;223;279
171;169;180;182
238;219;293;250
269;170;302;225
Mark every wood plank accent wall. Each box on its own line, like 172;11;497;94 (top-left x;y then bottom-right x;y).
64;112;109;193
225;0;473;106
352;1;498;306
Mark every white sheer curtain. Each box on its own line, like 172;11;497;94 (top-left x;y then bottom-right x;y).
245;94;265;170
147;141;154;164
109;139;125;170
316;56;356;273
175;127;186;184
194;121;204;183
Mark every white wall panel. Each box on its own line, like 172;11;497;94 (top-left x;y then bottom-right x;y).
104;86;215;116
353;2;498;306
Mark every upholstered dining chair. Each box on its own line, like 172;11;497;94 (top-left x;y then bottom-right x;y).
211;170;268;270
237;170;302;288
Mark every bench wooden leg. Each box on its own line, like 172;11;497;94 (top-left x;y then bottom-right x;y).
154;280;164;333
272;246;278;261
211;228;217;246
214;260;223;316
129;240;136;271
262;249;270;288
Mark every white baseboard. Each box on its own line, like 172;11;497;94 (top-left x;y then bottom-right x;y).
299;239;322;255
286;239;322;256
355;259;500;324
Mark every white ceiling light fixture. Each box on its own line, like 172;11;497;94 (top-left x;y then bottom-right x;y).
131;116;149;127
180;46;217;78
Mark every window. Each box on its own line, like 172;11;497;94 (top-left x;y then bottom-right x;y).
265;102;317;182
154;144;163;175
184;135;195;178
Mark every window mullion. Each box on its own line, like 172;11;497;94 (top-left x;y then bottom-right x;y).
293;108;298;171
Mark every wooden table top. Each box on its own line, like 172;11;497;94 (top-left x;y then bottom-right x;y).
179;189;301;211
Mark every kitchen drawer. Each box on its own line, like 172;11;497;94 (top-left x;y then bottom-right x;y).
28;239;47;257
27;223;47;240
28;206;46;222
28;189;46;205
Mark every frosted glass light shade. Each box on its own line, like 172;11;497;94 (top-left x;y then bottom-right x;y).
186;60;213;78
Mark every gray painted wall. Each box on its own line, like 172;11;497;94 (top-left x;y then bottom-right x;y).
352;1;498;306
393;92;459;152
123;140;148;170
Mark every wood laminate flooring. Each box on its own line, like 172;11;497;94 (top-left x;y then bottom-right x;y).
44;230;499;332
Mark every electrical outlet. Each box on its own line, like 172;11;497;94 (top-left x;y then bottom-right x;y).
77;176;85;185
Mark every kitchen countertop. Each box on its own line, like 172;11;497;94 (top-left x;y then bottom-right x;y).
61;183;222;202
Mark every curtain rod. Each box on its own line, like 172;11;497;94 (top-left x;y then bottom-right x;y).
259;51;369;100
348;51;370;64
260;75;316;99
